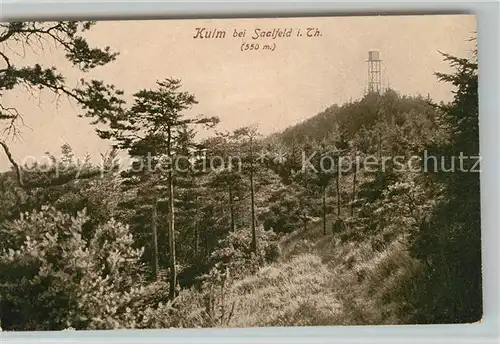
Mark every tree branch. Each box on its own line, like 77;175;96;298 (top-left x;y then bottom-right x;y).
0;140;24;187
0;51;11;69
0;23;20;43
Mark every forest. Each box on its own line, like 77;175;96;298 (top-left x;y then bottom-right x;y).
0;21;481;330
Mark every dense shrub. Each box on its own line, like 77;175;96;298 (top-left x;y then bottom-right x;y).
261;189;303;234
0;207;164;330
209;227;281;278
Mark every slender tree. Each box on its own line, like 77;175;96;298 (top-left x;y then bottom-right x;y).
96;78;218;299
233;126;260;254
151;200;159;280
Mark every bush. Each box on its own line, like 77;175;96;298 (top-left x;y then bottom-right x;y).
0;206;162;330
260;187;303;234
209;227;281;279
133;264;238;329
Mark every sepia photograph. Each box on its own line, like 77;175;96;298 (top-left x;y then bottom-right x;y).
0;14;480;331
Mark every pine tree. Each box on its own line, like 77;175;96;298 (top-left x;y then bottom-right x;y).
1;22;122;180
409;49;481;323
96;78;218;299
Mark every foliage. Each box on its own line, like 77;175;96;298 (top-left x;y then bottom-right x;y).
407;51;482;323
0;207;163;330
0;23;481;329
261;184;304;234
0;21;123;141
210;227;281;279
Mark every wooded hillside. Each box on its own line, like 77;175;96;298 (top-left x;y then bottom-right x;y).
0;21;480;330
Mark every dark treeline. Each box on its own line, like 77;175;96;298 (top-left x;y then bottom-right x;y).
0;22;480;330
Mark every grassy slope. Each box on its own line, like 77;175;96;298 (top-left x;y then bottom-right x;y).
226;216;421;327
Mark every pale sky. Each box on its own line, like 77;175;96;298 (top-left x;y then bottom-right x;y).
0;15;476;171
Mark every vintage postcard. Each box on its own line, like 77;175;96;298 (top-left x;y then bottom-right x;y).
0;14;480;330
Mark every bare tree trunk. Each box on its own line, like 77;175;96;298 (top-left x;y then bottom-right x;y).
194;196;199;256
303;146;309;231
249;136;257;254
336;155;341;218
322;185;327;235
378;131;382;160
151;200;159;280
167;127;177;300
377;130;384;191
204;207;211;258
204;224;209;258
351;160;357;217
229;185;235;232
